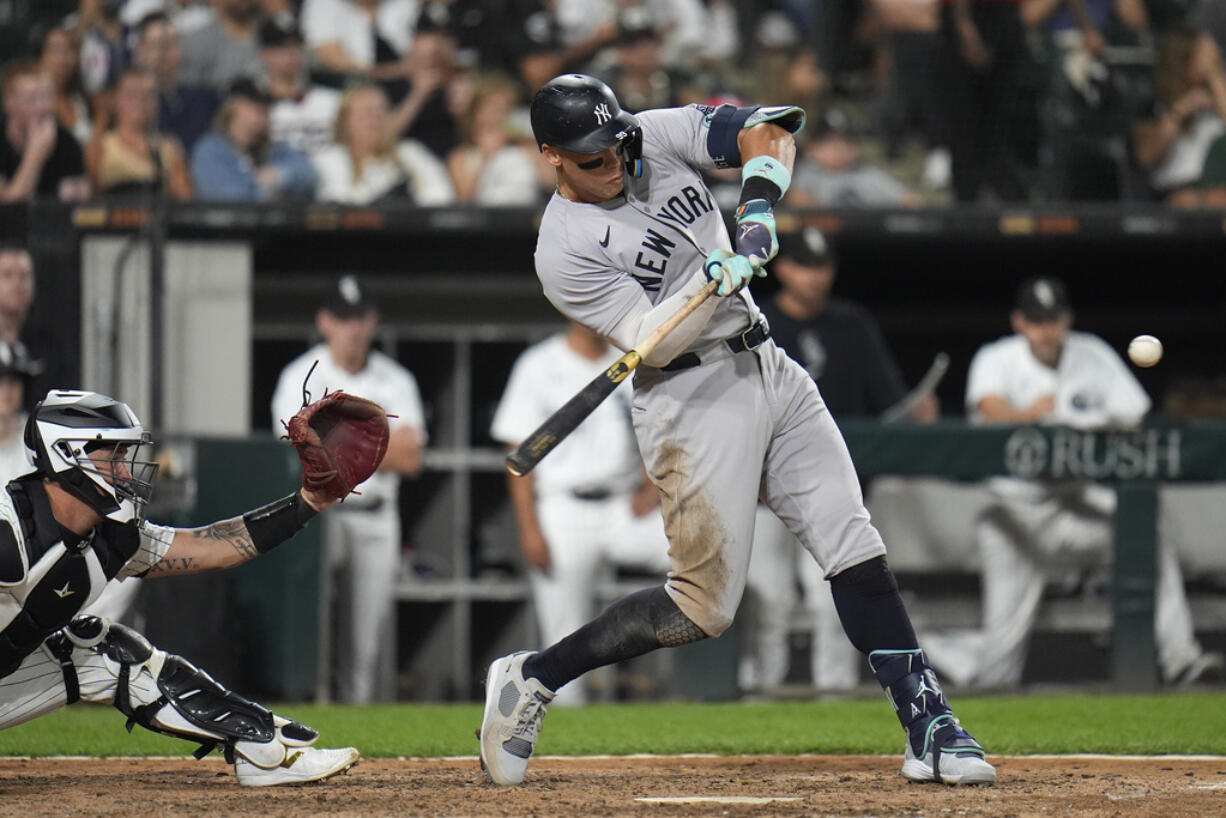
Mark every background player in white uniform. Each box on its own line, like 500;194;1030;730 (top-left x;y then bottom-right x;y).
491;320;670;706
0;390;357;786
271;274;426;703
479;74;995;788
966;276;1219;687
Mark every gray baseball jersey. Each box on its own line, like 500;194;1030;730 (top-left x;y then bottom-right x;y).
536;106;757;350
533;104;886;636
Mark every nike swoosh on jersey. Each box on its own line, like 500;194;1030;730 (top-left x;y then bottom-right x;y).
599;226;611;248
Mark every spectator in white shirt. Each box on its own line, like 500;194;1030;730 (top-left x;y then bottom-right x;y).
312;82;454;204
445;72;549;205
257;19;342;155
300;0;419;81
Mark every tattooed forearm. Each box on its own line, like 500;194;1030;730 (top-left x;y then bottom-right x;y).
147;556;195;574
188;516;258;562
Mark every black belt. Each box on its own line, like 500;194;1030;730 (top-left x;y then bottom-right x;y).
334;497;386;512
661;320;770;372
571;488;613;501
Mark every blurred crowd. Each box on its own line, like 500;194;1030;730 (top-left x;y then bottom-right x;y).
4;0;1226;208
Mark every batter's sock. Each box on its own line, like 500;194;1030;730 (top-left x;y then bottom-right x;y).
523;585;706;692
828;556;919;653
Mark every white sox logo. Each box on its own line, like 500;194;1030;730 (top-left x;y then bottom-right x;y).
593;103;612;124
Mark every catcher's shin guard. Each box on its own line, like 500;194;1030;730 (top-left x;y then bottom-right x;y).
73;616;319;765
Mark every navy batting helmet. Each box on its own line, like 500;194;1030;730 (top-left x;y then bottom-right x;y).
530;74;643;175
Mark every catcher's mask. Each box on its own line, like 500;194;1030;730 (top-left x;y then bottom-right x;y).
24;390;159;524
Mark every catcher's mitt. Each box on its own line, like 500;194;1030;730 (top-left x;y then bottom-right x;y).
283;390;390;500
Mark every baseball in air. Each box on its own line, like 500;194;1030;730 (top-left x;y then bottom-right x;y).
1128;334;1163;367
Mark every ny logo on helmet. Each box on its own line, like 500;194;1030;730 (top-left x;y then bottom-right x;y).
593;103;612;124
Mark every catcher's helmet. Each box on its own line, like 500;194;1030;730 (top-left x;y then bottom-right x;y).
24;390;159;524
530;74;643;176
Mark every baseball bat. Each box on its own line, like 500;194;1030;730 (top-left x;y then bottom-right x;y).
506;279;720;477
880;352;950;424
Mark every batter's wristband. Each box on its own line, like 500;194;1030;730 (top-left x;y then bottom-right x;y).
242;493;319;554
740;155;790;204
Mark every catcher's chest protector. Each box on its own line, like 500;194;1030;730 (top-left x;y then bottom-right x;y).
0;477;141;677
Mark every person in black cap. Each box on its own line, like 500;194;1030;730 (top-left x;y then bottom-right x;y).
270;275;427;703
965;275;1222;688
761;226;934;421
740;225;937;696
257;18;341;155
189;76;317;200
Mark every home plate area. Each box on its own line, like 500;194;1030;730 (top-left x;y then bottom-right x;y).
0;755;1223;816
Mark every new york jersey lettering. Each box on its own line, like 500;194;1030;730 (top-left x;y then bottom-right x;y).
633;228;675;289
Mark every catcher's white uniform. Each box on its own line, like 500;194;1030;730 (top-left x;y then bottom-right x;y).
271;343;425;703
0;475;175;728
967;331;1207;685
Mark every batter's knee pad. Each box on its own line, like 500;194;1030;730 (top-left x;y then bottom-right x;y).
648;586;709;646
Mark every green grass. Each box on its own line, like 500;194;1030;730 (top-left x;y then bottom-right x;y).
2;693;1223;758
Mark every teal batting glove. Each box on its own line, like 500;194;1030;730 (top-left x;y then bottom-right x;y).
733;199;778;269
704;249;757;297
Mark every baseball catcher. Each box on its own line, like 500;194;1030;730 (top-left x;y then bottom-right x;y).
0;389;363;785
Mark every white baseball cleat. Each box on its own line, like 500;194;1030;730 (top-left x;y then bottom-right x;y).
479;651;555;785
235;745;360;786
899;715;996;786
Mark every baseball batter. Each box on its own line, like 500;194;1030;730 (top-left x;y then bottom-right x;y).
0;390;358;785
271;274;426;703
479;74;995;787
967;276;1214;686
491;321;670;706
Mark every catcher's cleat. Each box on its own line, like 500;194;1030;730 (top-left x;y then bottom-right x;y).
479;651;555;785
900;714;996;786
235;746;360;787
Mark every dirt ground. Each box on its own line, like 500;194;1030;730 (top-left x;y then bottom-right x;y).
1;755;1223;817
